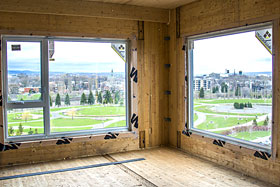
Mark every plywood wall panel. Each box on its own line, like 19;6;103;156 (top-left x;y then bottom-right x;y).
0;0;169;23
0;12;138;39
170;0;280;185
180;0;280;36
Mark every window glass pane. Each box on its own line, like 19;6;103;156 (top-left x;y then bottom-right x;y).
7;41;41;101
7;108;44;137
191;27;272;147
49;41;127;133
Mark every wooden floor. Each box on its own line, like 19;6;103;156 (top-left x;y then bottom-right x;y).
0;147;277;187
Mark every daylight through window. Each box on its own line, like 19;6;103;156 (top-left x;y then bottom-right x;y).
2;37;128;141
188;23;273;150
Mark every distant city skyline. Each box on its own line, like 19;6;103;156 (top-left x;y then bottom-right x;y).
193;31;272;75
7;41;126;73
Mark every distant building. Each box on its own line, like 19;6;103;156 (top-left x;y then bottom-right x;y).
193;78;211;91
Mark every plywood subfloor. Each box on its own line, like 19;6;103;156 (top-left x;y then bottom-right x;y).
0;147;276;187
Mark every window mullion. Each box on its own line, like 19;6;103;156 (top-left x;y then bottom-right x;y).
42;39;50;137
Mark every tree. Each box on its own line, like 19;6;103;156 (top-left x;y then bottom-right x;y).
252;119;258;126
28;128;33;135
35;128;38;134
22;111;31;122
50;96;53;107
67;109;77;120
199;87;204;98
80;93;87;105
221;82;228;93
88;91;95;105
55;93;61;107
98;92;103;104
104;90;113;104
18;123;24;135
8;126;14;136
239;103;244;109
263;116;269;126
114;91;120;104
233;102;240;109
248;102;253;108
65;93;71;106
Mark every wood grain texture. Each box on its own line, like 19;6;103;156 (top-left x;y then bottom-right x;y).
170;0;280;185
0;12;138;39
180;0;280;36
84;0;197;9
0;147;276;187
0;0;169;23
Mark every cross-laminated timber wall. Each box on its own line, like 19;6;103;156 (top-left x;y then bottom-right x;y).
0;0;169;166
168;0;280;185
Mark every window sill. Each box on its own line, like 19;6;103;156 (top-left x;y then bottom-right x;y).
5;127;134;144
189;128;271;153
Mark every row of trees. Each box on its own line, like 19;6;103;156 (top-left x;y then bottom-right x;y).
8;124;39;136
52;90;121;107
252;116;269;126
233;102;253;109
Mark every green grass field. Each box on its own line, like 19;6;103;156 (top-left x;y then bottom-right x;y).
229;131;271;141
78;106;125;116
17;93;41;101
194;105;265;116
197;115;252;130
195;98;272;104
105;120;126;128
194;113;198;122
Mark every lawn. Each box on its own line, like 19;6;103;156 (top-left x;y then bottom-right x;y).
194;113;198;122
194;105;265;116
78;106;125;116
105;120;126;128
229;131;271;141
7;113;43;123
194;98;272;104
50;118;110;127
17;93;41;101
197;115;253;130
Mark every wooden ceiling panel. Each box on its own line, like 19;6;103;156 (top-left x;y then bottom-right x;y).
83;0;198;9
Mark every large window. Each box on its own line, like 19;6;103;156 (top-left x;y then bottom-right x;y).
187;23;273;151
2;36;129;141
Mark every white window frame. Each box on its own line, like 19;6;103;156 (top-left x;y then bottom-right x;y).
186;22;273;153
2;35;130;142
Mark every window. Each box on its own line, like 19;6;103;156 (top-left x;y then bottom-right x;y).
187;23;273;152
2;36;129;141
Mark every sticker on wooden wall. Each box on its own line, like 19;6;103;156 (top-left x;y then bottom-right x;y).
130;67;138;83
254;151;271;160
111;43;126;62
0;143;21;152
56;137;73;145
131;113;138;129
104;132;119;139
255;28;272;54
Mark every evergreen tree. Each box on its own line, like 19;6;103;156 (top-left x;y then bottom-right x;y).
239;103;244;109
50;96;53;107
88;91;95;105
235;87;239;96
55;93;61;107
35;128;38;134
65;93;71;106
98;92;103;104
199;87;204;98
114;91;120;104
104;90;113;104
263;116;269;126
95;90;99;97
28;128;33;135
18;123;24;135
252;119;258;126
80;93;87;105
233;102;240;109
8;126;14;136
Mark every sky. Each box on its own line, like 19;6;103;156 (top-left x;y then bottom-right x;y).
193;30;272;75
7;41;126;73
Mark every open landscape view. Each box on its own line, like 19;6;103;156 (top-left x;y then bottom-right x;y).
191;27;272;147
6;40;127;137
